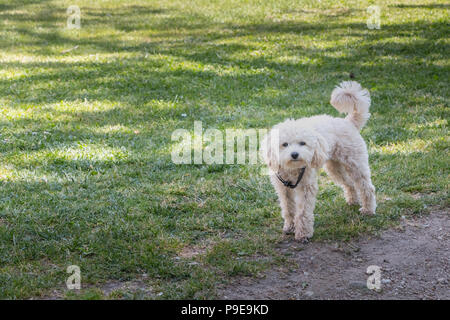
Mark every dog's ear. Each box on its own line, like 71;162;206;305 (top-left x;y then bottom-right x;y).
311;133;329;168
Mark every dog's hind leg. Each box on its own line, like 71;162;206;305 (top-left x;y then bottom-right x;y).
324;160;360;205
344;160;376;215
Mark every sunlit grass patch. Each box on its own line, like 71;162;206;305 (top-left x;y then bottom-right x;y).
32;143;129;162
371;137;436;155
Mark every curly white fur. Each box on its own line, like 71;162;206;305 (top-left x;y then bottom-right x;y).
330;80;371;130
261;81;376;241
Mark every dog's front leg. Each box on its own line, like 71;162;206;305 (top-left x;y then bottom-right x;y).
283;189;297;234
272;177;295;234
293;182;318;242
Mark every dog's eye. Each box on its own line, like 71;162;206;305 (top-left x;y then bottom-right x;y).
282;142;288;147
299;141;306;146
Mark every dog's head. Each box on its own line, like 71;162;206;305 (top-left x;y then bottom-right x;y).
261;119;329;172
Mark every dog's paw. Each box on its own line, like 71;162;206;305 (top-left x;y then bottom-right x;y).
294;235;311;244
294;231;311;243
359;207;376;215
282;223;295;234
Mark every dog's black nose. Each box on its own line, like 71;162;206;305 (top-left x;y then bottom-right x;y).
291;152;299;159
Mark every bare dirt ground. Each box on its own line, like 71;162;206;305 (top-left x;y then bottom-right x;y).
218;209;449;300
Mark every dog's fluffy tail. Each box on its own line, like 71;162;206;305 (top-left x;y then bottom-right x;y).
330;81;371;130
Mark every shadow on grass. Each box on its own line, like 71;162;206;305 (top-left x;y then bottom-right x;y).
1;18;447;108
390;3;450;9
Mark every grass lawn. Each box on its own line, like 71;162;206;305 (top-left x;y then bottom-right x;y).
0;0;448;299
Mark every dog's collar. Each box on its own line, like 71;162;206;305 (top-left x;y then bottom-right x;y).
276;167;306;189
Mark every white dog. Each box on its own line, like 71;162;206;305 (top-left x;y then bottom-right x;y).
261;81;376;242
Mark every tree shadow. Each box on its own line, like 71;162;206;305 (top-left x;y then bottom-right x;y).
390;3;450;9
1;5;447;155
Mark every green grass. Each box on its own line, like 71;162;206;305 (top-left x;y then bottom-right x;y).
0;0;448;299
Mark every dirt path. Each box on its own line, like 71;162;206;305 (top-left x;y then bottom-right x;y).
218;210;449;300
